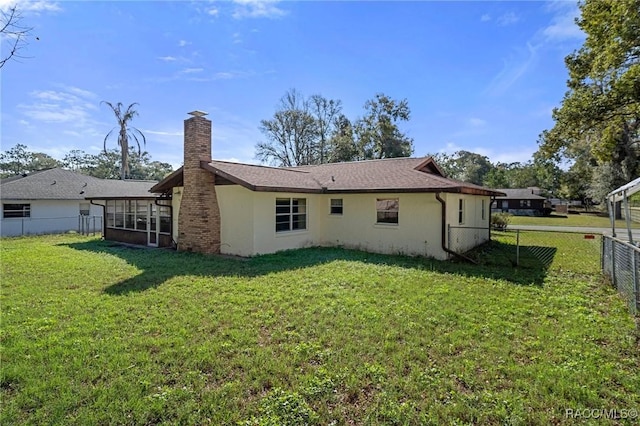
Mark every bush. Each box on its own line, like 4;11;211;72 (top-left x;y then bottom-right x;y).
491;213;511;230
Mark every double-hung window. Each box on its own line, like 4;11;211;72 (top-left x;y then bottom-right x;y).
376;198;399;224
275;198;307;232
458;199;465;224
330;198;343;215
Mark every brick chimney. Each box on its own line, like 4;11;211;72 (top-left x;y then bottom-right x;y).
177;111;221;254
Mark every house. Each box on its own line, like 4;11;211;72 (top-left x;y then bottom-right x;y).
90;110;501;260
491;188;551;216
1;168;156;237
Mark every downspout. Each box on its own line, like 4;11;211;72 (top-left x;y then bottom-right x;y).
89;200;106;239
435;192;476;264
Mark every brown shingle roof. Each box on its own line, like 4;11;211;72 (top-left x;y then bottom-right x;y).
151;157;503;196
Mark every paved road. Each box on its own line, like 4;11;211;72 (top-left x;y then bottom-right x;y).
507;225;640;241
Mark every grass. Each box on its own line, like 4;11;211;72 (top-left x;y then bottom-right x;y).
508;212;640;228
1;233;638;425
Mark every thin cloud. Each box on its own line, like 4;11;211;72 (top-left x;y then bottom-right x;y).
232;0;287;20
480;14;491;22
469;118;486;127
158;56;177;62
181;67;204;74
178;40;191;47
18;87;102;138
0;0;60;13
542;3;583;42
207;7;219;16
485;42;539;96
497;12;519;26
143;129;183;137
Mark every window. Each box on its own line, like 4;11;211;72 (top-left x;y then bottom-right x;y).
105;200;170;235
520;200;531;208
458;199;465;224
376;198;399;224
275;198;307;232
3;204;30;218
159;205;171;234
79;203;90;216
481;199;486;220
330;198;343;215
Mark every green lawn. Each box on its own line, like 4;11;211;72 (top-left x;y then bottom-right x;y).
508;212;640;228
1;234;638;425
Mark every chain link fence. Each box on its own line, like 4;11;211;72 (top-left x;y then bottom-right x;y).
1;215;102;237
602;236;639;316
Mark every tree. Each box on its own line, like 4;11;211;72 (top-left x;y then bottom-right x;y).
355;93;413;159
327;114;359;163
310;95;342;164
102;101;147;180
0;144;62;178
255;89;319;166
0;5;33;69
538;0;640;201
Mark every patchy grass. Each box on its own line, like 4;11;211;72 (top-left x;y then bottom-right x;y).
1;234;638;425
509;212;639;228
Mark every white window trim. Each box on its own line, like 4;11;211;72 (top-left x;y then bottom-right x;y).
275;198;308;233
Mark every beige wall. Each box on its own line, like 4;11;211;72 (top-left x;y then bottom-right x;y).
172;187;183;243
319;193;446;259
444;193;491;254
173;184;492;259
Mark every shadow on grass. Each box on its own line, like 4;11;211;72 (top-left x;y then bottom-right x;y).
61;237;557;295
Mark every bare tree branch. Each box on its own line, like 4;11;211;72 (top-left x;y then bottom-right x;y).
0;5;33;69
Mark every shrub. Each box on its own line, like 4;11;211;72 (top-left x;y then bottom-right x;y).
491;213;511;230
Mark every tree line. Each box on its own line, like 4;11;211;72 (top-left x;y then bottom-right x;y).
0;143;173;181
255;89;414;166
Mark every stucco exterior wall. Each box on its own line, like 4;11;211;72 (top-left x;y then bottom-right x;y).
1;199;102;237
445;193;491;254
319;193;446;259
216;185;256;256
171;185;492;259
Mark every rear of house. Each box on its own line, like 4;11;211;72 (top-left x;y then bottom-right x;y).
143;111;502;260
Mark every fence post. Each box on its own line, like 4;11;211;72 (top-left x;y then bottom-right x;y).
611;238;617;288
632;248;638;314
516;229;520;267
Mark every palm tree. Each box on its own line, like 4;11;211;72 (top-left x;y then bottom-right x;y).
102;101;146;180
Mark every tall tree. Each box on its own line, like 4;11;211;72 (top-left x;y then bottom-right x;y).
102;101;146;180
0;5;33;69
309;94;342;164
255;89;319;166
355;93;413;160
328;114;359;163
538;0;640;201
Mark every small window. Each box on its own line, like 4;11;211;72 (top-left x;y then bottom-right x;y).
330;199;343;215
275;198;307;232
458;199;465;224
3;204;30;218
481;199;486;220
520;200;531;208
79;203;90;216
376;198;399;224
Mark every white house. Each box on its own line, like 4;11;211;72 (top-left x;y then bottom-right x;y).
1;168;155;237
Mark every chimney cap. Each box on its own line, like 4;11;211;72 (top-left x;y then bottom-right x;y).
188;110;208;117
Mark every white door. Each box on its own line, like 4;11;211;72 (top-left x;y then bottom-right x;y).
147;203;159;247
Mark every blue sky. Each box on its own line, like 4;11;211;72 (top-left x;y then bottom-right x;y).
1;0;585;169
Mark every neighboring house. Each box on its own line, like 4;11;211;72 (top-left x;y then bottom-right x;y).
93;111;502;260
491;188;551;216
1;168;155;237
